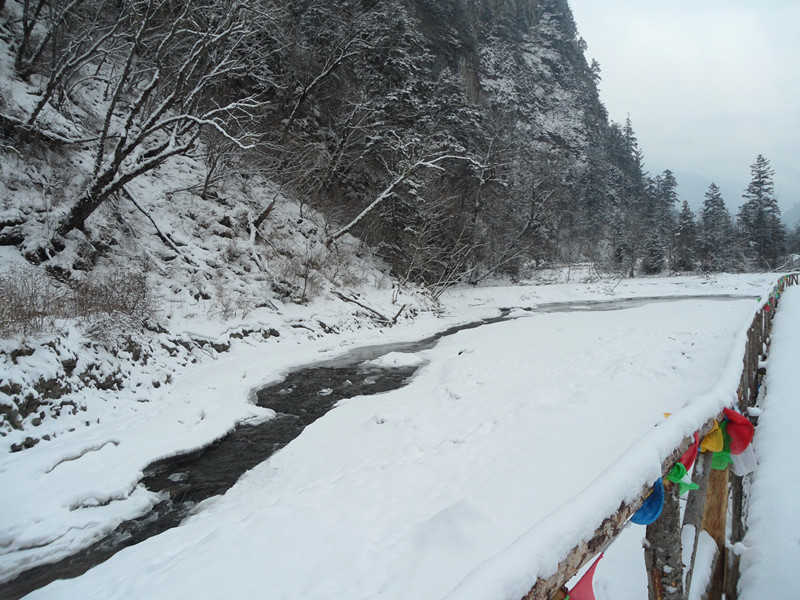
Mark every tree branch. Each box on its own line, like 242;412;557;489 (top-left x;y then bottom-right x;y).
325;154;485;245
121;186;197;266
331;291;391;324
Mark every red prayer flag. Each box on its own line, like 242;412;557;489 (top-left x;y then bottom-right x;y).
569;553;603;600
723;407;755;455
679;432;700;470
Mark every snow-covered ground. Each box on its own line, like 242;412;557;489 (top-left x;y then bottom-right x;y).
2;272;788;599
738;284;800;599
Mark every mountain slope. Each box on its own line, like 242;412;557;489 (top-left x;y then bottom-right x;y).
0;0;637;434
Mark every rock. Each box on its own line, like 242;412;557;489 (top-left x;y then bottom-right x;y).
4;408;23;430
10;347;35;363
210;341;231;353
121;339;143;362
0;382;23;396
61;357;78;377
34;377;70;400
96;374;121;391
11;436;40;452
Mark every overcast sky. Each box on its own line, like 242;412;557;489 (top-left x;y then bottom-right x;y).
567;0;800;216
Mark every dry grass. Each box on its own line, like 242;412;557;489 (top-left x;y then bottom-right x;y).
0;265;153;339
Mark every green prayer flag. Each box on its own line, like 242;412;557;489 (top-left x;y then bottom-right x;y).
711;421;733;470
666;463;700;495
720;420;731;452
666;463;686;483
712;449;732;470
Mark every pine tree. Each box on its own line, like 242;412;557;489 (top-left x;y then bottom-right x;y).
655;170;679;208
622;116;645;178
674;200;696;271
701;183;727;230
652;170;679;234
700;183;737;271
643;170;679;271
737;155;785;269
640;230;665;274
608;117;651;275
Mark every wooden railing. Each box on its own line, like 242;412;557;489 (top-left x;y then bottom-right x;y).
523;272;800;600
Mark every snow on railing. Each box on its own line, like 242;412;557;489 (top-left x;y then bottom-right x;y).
445;273;799;600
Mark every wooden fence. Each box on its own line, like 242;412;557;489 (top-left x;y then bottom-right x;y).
523;273;800;600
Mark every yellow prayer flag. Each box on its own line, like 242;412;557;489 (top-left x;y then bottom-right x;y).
701;420;724;453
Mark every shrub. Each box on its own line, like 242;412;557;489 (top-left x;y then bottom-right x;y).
0;265;154;339
0;265;66;336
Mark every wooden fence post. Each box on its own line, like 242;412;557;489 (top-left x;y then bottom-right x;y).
701;466;729;600
683;450;714;596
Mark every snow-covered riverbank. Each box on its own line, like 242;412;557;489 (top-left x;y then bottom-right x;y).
1;273;782;598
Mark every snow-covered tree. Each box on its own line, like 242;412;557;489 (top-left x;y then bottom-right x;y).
0;0;265;257
699;183;738;271
651;170;680;270
605;118;650;275
737;155;785;269
673;200;696;271
640;230;664;274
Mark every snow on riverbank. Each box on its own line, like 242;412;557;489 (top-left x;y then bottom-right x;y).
738;284;800;598
2;273;781;598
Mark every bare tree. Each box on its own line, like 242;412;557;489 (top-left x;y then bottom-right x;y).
25;12;123;127
191;129;242;200
280;30;366;142
392;191;474;298
14;0;87;77
325;153;485;246
477;184;559;280
50;0;261;242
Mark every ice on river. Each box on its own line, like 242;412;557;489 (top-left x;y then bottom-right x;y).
361;351;427;369
18;284;772;600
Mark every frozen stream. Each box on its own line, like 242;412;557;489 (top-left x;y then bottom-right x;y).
0;294;755;599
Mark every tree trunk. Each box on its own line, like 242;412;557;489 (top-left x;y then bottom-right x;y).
55;172;115;237
644;480;684;600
